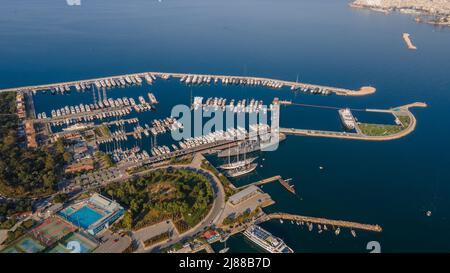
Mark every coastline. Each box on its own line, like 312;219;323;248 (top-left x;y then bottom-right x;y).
350;1;450;27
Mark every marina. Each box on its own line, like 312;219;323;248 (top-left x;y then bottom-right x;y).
1;0;449;254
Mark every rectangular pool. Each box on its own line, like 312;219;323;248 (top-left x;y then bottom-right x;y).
63;206;104;229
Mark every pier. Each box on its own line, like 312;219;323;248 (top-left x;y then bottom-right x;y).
403;33;417;50
261;213;382;233
238;175;295;194
0;71;376;97
280;102;426;141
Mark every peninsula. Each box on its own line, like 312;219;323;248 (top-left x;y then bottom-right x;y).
350;0;450;26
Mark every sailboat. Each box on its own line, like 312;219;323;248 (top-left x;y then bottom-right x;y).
219;236;230;253
219;143;258;170
224;143;258;178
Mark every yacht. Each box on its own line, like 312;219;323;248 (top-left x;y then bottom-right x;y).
243;225;293;253
225;163;257;178
338;108;356;130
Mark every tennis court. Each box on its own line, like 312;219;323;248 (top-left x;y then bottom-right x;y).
31;217;76;246
1;235;46;253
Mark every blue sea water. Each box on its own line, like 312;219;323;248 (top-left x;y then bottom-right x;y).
1;0;450;252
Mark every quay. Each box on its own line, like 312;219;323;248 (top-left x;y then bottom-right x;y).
260;213;382;233
0;71;376;97
403;33;417;50
238;175;295;194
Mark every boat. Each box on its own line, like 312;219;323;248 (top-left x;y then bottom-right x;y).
62;123;93;132
219;156;258;170
219;247;229;253
218;133;286;157
224;160;257;177
335;227;341;235
243;225;293;253
338;108;356;130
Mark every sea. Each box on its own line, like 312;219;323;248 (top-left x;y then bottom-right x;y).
1;0;450;253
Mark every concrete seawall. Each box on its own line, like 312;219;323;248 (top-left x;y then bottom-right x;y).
0;71;376;97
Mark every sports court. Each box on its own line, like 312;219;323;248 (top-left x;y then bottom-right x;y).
47;232;98;253
1;235;46;253
30;217;76;246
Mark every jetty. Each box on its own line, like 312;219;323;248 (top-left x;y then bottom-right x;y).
403;33;417;50
261;213;382;233
280;102;426;141
0;71;376;97
238;175;295;194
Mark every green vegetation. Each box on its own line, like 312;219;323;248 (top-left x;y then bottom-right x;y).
3;219;35;245
143;231;171;247
0;92;69;198
169;155;194;165
201;159;236;198
95;151;114;168
359;115;411;136
104;168;213;231
53;193;69;204
0;199;32;229
173;219;190;234
94;124;111;138
398;115;411;127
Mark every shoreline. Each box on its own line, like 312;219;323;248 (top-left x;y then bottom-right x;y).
350;2;450;27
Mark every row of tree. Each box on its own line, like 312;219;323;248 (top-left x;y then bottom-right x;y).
0;92;70;197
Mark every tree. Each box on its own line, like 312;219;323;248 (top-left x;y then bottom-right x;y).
122;211;133;230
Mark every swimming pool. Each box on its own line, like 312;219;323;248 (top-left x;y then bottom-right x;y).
62;206;104;229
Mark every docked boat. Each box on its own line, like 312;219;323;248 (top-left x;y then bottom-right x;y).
225;163;257;178
338;108;356;130
62;123;93;132
218;133;286;157
219;156;258;170
243;225;293;253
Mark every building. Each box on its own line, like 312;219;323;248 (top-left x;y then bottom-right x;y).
58;193;124;236
41;203;64;218
203;230;220;243
16;92;26;119
228;185;261;206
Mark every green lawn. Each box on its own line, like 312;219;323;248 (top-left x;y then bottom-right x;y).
358;115;410;136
